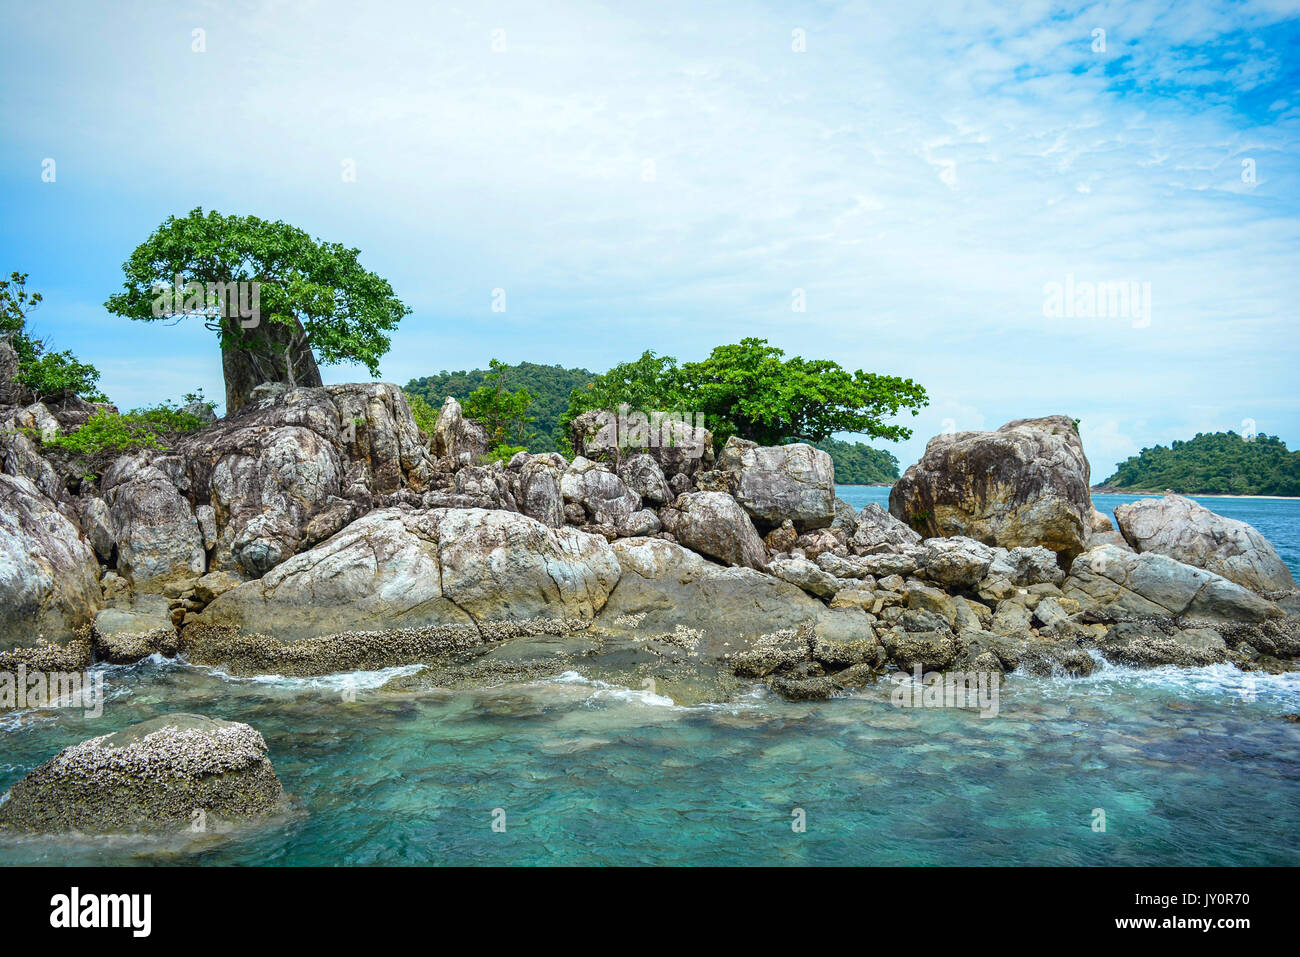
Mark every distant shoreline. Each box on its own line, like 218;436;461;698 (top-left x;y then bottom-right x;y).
1090;487;1300;501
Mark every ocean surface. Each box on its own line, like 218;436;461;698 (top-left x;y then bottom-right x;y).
837;485;1300;580
0;490;1296;867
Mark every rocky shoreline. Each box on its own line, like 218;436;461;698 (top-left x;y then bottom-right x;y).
2;369;1298;835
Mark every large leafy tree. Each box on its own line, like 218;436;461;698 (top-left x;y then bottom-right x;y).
681;338;927;445
105;208;410;413
562;339;927;450
463;358;536;451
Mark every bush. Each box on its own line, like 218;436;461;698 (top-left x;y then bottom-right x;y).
1;271;105;403
39;402;210;482
406;392;439;437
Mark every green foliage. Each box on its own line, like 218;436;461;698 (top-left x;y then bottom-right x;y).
812;437;900;484
560;339;928;451
481;443;527;465
1;271;105;403
104;208;410;382
462;360;535;448
44;403;207;459
1102;432;1300;496
406;361;593;453
405;392;439;437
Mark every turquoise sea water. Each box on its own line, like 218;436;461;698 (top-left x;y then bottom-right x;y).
0;491;1297;867
837;485;1300;580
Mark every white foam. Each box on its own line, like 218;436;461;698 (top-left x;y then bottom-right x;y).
184;661;425;691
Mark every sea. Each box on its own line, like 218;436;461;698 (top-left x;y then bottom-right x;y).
0;489;1296;866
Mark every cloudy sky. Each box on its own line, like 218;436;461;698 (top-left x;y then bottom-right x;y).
2;0;1297;478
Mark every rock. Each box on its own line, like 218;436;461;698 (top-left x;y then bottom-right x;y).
11;402;60;442
191;507;622;644
92;595;179;663
0;341;22;405
76;495;115;563
903;581;957;624
432;395;489;461
657;491;768;570
101;458;206;591
182;399;218;424
850;503;922;555
568;409;715;481
716;437;835;531
618;509;662;538
889;415;1092;561
986;545;1065;587
616;453;671;505
597;537;827;663
917;536;998;589
192;570;244;604
765;519;798;554
0;430;66;505
856;552;920;578
1017;640;1097;677
1097;621;1229;668
832;498;860;535
1063;545;1281;623
0;474;102;651
561;457;641;530
1090;507;1114;533
880;626;959;671
991;600;1033;637
0;714;284;834
767;557;842;599
1114;494;1296;596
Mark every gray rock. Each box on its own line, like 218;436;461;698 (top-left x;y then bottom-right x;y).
917;536;997;588
102;458;206;591
890;415;1092;561
1114;494;1296;596
616;453;671;505
850;503;922;555
0;714;283;834
657;491;768;570
568;408;715;481
561;457;641;530
92;594;178;663
767;557;842;598
986;545;1065;586
432;395;489;461
1063;544;1281;623
717;437;835;531
514;456;565;528
191;507;622;644
0;474;102;651
1097;621;1229;668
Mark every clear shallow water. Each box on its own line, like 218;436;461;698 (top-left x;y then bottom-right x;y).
836;485;1300;580
1;656;1298;866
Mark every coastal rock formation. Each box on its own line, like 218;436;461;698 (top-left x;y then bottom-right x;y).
717;437;836;531
1114;494;1296;596
92;594;178;663
658;491;768;570
101;457;206;591
889;415;1092;561
1096;621;1229;668
0;473;101;652
1062;545;1280;623
0;714;283;834
568;408;715;481
432;395;489;462
190;507;621;643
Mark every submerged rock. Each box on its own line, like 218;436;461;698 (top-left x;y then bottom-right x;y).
0;714;283;834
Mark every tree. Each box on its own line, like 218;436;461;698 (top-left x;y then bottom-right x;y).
104;208;410;413
679;338;927;446
1;271;104;403
558;350;686;448
463;359;535;451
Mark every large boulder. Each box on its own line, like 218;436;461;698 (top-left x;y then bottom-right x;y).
1114;494;1296;596
101;458;206;592
560;457;641;530
616;453;671;505
92;594;179;663
0;474;101;651
161;382;435;578
0;714;284;834
1063;544;1281;623
432;395;490;462
514;455;565;528
596;537;828;662
889;415;1092;561
658;491;768;570
717;437;835;531
190;507;622;643
1096;621;1229;668
916;536;998;589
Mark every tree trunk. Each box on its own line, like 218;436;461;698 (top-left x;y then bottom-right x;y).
221;317;323;414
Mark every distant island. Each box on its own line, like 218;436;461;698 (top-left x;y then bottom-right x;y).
1097;431;1300;496
403;361;901;482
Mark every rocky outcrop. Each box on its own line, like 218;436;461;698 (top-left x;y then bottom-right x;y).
432;395;489;462
568;408;715;481
101;457;206;592
658;491;768;570
717;437;835;531
0;474;101;652
560;457;641;532
0;714;284;834
92;594;179;663
1063;545;1280;623
890;415;1092;561
189;507;622;644
1114;494;1296;596
1096;621;1229;668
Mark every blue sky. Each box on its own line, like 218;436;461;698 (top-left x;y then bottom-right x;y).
2;0;1298;479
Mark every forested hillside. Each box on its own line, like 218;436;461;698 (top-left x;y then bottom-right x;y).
1100;432;1300;496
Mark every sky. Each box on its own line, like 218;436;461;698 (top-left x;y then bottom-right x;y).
1;0;1298;480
